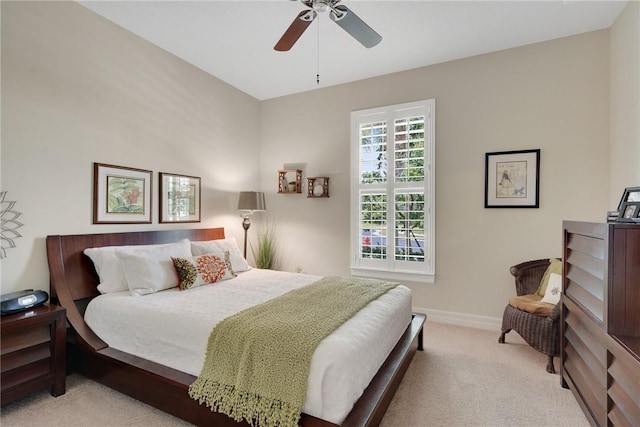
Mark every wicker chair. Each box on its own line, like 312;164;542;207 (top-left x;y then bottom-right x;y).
498;258;560;373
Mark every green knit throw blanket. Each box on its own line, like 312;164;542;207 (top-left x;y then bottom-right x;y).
188;276;397;427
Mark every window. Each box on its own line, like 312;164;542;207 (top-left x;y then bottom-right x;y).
350;100;435;282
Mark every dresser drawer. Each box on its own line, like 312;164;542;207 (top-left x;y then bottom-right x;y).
608;339;640;427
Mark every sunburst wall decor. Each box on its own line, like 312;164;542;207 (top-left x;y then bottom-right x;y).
1;191;24;259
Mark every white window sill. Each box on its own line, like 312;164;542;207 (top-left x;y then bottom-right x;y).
350;267;434;284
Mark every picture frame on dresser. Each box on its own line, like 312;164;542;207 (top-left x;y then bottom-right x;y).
616;186;640;223
92;163;152;224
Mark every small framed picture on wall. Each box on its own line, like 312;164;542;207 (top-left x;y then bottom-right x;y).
159;172;201;223
485;149;540;208
93;163;152;224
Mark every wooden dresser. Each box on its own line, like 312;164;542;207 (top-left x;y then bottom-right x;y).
561;221;639;426
1;304;66;405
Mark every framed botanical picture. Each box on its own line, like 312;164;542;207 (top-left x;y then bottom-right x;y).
93;163;152;224
159;172;201;223
485;149;540;208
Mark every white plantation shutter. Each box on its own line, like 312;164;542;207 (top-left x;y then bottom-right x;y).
351;100;435;282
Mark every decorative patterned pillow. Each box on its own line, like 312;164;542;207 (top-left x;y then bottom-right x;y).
190;238;250;273
172;252;236;290
536;258;562;296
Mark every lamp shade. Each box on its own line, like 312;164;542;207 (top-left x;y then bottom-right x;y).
237;191;266;211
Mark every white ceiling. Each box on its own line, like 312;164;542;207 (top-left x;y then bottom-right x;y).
78;0;628;100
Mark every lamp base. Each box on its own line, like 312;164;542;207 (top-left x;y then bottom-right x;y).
242;216;251;258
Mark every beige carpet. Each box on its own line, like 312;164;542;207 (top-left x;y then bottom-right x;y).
1;321;589;427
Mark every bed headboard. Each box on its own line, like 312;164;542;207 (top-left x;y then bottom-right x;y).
46;227;225;350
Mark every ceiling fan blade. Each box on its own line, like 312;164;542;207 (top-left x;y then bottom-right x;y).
274;10;317;51
330;5;381;48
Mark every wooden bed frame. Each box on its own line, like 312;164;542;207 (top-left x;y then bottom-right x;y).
46;228;425;427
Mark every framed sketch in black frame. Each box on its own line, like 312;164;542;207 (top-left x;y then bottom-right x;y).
616;186;640;223
159;172;201;223
485;149;540;208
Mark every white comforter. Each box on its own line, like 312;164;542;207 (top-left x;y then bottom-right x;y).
84;269;412;424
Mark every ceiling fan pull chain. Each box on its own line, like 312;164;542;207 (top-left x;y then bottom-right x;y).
316;14;320;85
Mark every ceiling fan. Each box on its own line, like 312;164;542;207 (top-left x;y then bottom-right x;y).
274;0;382;51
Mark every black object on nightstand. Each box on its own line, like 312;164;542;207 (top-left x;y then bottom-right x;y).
1;289;49;315
1;304;66;405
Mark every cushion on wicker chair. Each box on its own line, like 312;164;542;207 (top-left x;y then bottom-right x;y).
536;258;562;296
508;294;555;316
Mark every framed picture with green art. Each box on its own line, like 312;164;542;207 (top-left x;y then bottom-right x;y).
93;163;152;224
159;172;201;223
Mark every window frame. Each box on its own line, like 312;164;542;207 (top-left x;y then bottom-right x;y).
350;99;435;283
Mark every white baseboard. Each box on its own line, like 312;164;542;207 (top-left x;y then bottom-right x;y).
413;306;502;332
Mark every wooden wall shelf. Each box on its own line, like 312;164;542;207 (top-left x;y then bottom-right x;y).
307;177;329;198
278;170;302;194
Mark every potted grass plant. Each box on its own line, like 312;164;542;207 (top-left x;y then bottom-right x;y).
250;223;280;270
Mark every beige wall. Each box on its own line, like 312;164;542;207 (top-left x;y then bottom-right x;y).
610;0;640;206
260;30;611;322
2;1;635;326
1;2;261;292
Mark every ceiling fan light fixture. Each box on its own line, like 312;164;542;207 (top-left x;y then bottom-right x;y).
312;1;329;13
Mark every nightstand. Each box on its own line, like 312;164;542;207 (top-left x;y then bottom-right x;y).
1;304;66;405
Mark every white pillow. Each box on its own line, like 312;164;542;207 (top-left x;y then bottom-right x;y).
541;272;562;305
84;246;129;294
190;237;250;272
84;240;190;294
115;239;192;296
